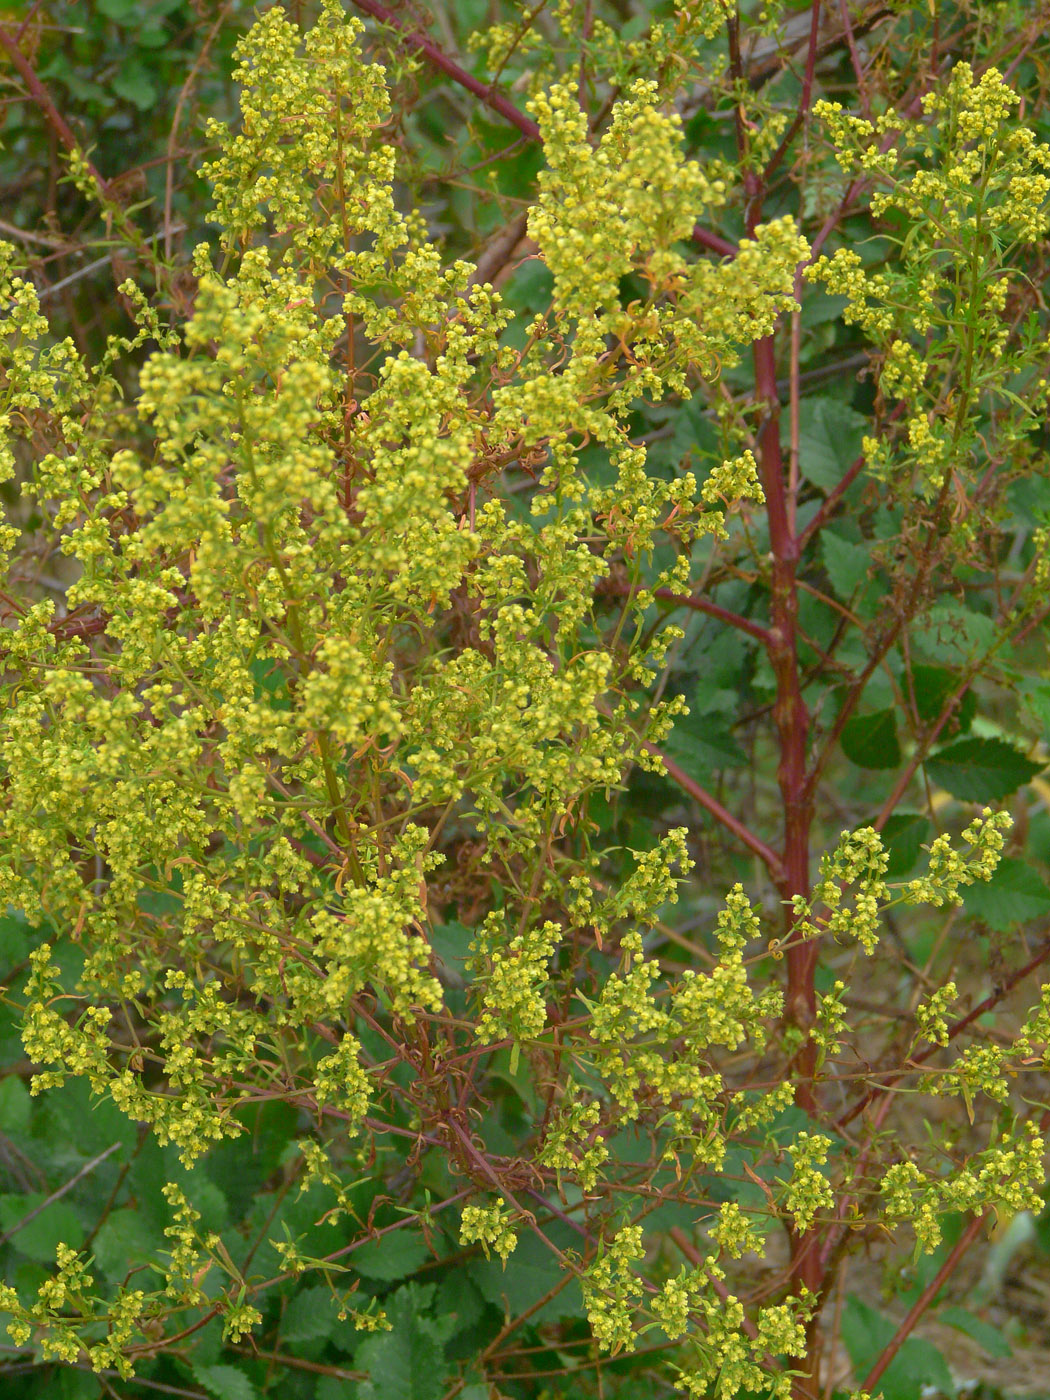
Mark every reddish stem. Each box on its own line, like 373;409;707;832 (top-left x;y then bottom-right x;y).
347;0;541;143
642;739;786;881
0;23;111;197
601;579;772;645
862;1210;990;1392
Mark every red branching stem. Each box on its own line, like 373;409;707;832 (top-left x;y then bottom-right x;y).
735;2;821;1335
796;451;866;550
760;0;823;189
0;23;111;197
641;740;786;882
753;336;812;921
837;0;871;117
601;579;772;644
862;1210;991;1393
691;222;738;259
347;0;542;143
836;936;1050;1132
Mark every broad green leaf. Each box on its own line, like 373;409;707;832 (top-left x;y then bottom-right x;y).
0;1195;84;1262
135;26;170;49
790;397;868;491
926;737;1043;802
356;1284;451;1400
436;1270;487;1336
840;709;901;769
1020;679;1050;736
911;602;996;664
874;1339;955;1400
191;1363;259;1400
879;812;931;877
839;1294;894;1376
281;1283;341;1344
801;293;850;327
202;1098;299;1206
939;1304;1012;1358
112;65;158;110
909;665;976;736
351;1229;430;1281
669;395;721;471
840;1297;955;1400
430;920;474;988
0;1075;31;1134
664;710;747;774
472;1227;583;1325
963;858;1050;930
0;909;30;966
92;1208;160;1283
822;531;871;599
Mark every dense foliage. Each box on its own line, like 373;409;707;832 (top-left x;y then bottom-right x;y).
2;2;1050;1398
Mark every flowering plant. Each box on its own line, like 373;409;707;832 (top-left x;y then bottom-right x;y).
2;2;1050;1397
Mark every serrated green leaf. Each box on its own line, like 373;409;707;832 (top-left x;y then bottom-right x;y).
281;1283;341;1344
790;397;868;491
840;709;901;769
356;1284;450;1400
926;737;1043;802
91;1208;160;1283
879;812;931;877
0;1195;84;1262
472;1228;583;1325
1020;679;1050;737
822;531;871;599
664;712;747;773
351;1229;429;1281
910;665;975;736
963;858;1050;929
436;1270;486;1336
192;1363;259;1400
912;602;996;664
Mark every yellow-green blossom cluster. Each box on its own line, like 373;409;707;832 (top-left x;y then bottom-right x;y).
580;1223;646;1354
657;1262;812;1400
807;63;1050;493
882;1123;1046;1253
793;826;889;954
778;1132;835;1234
459;1197;520;1263
914;981;958;1048
903;808;1012;906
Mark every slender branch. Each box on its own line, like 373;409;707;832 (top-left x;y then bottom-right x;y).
600;579;772;645
0;1142;121;1249
862;1210;991;1393
870;670;976;832
641;739;785;881
347;0;541;142
691;222;738;258
760;0;823;189
837;936;1050;1131
0;24;111;197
